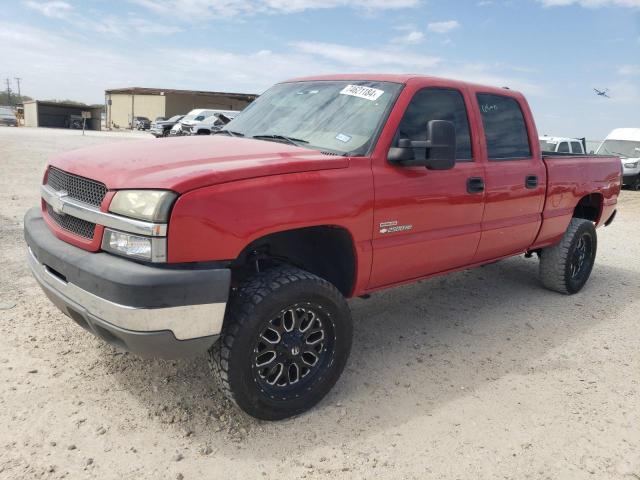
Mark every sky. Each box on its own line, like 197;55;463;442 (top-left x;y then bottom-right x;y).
1;0;639;139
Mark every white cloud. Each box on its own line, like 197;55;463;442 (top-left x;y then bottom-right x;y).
538;0;640;7
427;20;460;34
24;0;72;19
392;30;424;45
291;41;441;69
618;64;640;75
130;0;420;19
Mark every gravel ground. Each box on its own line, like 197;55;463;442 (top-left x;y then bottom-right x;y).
1;127;639;480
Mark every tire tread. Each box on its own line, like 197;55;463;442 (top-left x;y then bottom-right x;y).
208;265;349;412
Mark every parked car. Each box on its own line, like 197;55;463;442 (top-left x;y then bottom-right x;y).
132;116;151;130
0;107;18;126
25;74;621;420
539;136;585;154
68;114;83;129
150;115;184;137
186;111;239;135
171;109;222;136
596;128;640;190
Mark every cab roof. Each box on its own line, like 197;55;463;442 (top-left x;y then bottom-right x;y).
283;73;521;96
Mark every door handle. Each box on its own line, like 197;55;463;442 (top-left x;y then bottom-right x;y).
525;175;538;189
467;177;485;194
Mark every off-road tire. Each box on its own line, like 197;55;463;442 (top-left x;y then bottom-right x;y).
208;265;352;420
539;218;597;294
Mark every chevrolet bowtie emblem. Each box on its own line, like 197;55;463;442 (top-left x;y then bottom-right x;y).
50;190;69;215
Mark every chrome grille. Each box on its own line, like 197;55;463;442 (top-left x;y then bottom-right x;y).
46;167;107;207
46;204;96;239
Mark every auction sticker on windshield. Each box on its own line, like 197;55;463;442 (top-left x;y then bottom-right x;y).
340;85;384;101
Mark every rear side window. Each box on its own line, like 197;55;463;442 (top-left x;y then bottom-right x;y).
397;88;473;161
477;93;531;160
558;142;570;153
570;141;583;154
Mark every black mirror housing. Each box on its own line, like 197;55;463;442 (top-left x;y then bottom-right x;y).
424;120;456;170
388;120;456;170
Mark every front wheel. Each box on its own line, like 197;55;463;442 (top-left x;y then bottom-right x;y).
539;218;597;294
209;265;352;420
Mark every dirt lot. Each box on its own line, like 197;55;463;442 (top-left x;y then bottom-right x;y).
1;127;639;480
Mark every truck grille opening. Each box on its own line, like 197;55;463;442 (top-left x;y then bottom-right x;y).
46;203;96;239
46;167;107;207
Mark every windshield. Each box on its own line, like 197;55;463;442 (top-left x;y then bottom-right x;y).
168;115;183;122
224;80;403;155
597;139;640;158
539;140;558;152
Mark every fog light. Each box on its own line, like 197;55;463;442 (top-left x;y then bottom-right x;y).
102;229;166;262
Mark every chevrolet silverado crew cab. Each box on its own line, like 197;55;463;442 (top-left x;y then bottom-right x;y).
25;75;621;420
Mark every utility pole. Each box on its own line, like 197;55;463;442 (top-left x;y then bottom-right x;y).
5;79;12;106
14;77;21;101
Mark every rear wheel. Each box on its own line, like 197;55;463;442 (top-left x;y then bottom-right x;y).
209;265;352;420
539;218;597;294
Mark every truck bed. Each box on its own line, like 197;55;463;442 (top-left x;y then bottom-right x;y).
533;154;620;248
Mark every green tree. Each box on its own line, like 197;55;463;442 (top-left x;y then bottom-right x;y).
0;92;33;106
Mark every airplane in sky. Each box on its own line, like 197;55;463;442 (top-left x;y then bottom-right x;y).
594;88;611;98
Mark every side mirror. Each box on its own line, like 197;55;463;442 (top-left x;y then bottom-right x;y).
388;120;456;170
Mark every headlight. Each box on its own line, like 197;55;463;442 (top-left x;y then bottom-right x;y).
109;190;177;223
102;229;167;262
624;162;638;168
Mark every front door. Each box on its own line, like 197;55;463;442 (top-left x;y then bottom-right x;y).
369;86;485;289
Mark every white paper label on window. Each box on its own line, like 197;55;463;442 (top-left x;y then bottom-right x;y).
339;85;384;101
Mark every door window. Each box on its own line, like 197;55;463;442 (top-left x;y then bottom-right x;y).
396;88;473;161
477;93;531;160
558;142;570;153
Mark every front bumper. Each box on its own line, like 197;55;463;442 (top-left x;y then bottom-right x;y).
623;173;639;185
24;207;231;359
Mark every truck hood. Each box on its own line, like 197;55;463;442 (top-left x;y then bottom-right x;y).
48;136;349;193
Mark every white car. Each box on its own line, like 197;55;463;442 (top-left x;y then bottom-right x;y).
596;128;640;190
170;109;224;136
539;136;585;154
187;111;240;135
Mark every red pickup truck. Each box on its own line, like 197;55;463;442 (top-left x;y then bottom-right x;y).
25;75;620;419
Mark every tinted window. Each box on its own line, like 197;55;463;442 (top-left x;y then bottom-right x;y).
570;142;583;154
558;142;570;153
397;88;473;160
477;93;531;160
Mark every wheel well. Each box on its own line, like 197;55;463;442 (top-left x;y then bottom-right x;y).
232;226;356;297
573;193;603;222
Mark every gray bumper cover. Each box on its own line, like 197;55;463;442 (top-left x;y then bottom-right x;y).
24;207;231;358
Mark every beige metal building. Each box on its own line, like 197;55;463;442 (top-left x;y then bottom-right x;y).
105;87;257;129
23;101;103;130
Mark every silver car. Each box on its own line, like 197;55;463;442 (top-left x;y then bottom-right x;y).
0;108;17;126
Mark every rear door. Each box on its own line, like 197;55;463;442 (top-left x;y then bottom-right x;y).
473;92;546;262
369;85;485;288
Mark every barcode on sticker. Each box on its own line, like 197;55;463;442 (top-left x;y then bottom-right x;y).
340;85;384;101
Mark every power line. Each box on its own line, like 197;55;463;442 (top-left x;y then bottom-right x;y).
5;79;12;106
14;77;21;99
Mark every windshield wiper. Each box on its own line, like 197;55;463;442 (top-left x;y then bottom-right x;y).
213;129;244;137
251;134;309;147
